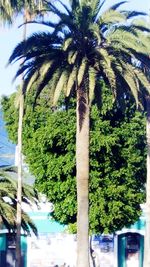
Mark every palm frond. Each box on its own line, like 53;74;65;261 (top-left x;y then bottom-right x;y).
89;23;101;45
63;37;73;51
70;0;80;10
22;212;38;236
90;0;105;20
66;66;78;96
100;9;126;28
0;1;14;25
68;51;78;64
108;29;147;55
115;61;140;106
77;58;87;86
135;69;150;94
124;11;147;19
9;32;63;65
0;167;39;234
110;1;127;11
20;19;58;29
57;0;72;16
53;71;68;106
97;48;116;96
33;63;61;104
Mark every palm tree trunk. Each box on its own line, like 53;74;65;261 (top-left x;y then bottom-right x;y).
16;93;24;267
144;95;150;267
76;87;90;267
15;11;27;267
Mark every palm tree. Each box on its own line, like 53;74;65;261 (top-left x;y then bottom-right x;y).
10;2;45;267
9;1;150;266
0;166;38;235
1;2;45;267
0;3;24;264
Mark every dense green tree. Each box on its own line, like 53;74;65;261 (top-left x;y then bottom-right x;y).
8;1;150;265
1;91;146;234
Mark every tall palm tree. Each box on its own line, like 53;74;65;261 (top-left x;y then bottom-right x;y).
1;2;45;267
9;1;150;266
0;5;24;267
10;2;45;267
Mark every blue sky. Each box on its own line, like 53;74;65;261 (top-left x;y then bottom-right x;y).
0;0;150;97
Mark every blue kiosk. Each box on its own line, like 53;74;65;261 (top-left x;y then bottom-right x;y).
116;209;145;267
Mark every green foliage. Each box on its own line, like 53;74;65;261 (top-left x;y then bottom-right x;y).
1;91;146;234
0;166;38;235
0;0;45;25
1;94;18;144
8;0;150;109
0;0;15;24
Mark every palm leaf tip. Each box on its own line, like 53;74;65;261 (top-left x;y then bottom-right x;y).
126;11;147;19
110;1;127;10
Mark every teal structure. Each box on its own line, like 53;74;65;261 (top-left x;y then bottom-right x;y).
117;213;145;267
118;233;144;267
0;211;146;267
28;211;65;233
0;211;65;267
0;232;27;267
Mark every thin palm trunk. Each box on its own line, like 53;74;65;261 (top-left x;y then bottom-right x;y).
76;87;90;267
144;96;150;267
16;93;24;267
15;12;27;267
